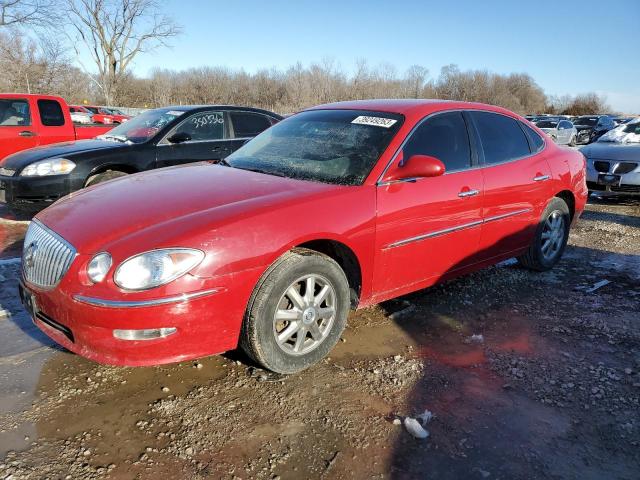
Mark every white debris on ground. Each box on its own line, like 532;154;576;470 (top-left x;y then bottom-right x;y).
465;334;485;344
403;409;434;439
585;279;611;293
404;417;429;439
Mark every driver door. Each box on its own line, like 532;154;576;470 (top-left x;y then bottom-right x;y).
373;111;484;298
156;110;233;168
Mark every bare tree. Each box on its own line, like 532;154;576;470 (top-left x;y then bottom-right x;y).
66;0;180;105
0;0;55;28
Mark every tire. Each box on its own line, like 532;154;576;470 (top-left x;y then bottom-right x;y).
517;197;570;271
240;248;350;374
85;170;128;187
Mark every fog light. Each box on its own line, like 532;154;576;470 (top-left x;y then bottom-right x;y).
113;327;177;341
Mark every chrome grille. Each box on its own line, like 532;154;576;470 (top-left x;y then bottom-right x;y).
22;220;76;288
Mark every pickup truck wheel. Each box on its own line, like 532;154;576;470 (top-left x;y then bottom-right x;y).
517;197;570;271
85;170;128;187
240;248;350;374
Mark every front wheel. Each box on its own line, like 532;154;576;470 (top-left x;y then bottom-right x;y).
85;170;128;187
517;197;570;271
240;248;350;374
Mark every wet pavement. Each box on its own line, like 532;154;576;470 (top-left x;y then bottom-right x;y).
0;197;639;479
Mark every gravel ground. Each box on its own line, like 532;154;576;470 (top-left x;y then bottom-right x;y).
0;196;639;480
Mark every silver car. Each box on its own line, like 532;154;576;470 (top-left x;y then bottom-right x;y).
582;119;640;195
535;118;577;146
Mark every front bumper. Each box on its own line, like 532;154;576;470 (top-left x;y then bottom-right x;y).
19;264;262;366
586;159;640;195
0;173;83;213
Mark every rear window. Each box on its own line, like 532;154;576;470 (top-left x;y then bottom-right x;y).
37;99;65;127
0;99;31;126
230;112;273;138
520;122;545;152
470;111;531;164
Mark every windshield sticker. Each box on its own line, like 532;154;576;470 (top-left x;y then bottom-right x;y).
351;116;397;128
167;110;185;116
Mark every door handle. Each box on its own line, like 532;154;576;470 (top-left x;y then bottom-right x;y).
533;175;550;182
18;131;36;137
458;189;479;198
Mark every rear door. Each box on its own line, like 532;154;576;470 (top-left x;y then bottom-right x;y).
227;111;277;151
374;111;484;296
156;110;232;168
0;98;38;160
468;111;552;260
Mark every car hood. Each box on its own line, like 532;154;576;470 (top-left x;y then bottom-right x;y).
580;142;640;160
0;139;127;170
36;163;339;254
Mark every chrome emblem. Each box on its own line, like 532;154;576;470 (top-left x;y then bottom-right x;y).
24;241;38;270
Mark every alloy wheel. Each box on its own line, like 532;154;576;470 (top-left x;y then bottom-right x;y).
541;210;565;261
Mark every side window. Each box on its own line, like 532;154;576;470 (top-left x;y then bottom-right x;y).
402;112;472;173
172;111;225;141
37;99;65;127
520;123;545;153
230;112;273;138
0;99;31;126
470;111;531;164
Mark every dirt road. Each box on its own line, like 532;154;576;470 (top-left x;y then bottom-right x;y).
1;197;639;480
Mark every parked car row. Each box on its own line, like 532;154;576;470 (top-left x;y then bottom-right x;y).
526;114;622;146
1;96;282;212
69;105;131;125
3;96;588;373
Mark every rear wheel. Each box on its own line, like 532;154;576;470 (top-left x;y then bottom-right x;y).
240;248;350;374
517;197;570;271
85;170;128;187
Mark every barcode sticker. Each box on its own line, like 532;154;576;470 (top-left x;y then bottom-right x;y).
352;116;397;128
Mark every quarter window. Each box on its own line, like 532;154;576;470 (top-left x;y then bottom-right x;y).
0;99;31;126
470;111;531;164
402;112;472;172
230;112;273;138
173;111;225;141
37;100;65;127
520;123;545;153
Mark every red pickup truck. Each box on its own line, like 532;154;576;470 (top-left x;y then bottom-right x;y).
0;94;113;161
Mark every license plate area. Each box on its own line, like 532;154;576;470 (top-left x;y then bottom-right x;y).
19;282;75;342
597;173;621;186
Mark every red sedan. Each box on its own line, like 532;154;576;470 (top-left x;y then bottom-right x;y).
19;100;587;373
84;106;131;124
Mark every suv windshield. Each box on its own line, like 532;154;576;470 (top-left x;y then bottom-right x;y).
98;108;186;144
225;109;403;185
536;120;558;128
575;117;598;126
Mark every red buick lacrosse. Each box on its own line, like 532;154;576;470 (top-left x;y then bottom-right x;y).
19;100;587;373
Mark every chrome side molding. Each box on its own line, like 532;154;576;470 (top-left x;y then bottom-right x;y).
73;288;222;308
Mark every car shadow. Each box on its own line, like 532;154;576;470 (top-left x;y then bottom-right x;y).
380;215;639;478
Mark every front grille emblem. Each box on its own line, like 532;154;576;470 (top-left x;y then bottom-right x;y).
24;241;38;270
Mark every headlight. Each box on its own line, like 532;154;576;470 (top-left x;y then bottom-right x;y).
21;158;76;177
87;252;112;283
114;248;204;291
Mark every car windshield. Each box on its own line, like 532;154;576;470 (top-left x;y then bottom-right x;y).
536;120;558;128
575;117;598;126
97;108;186;144
597;120;640;143
225;109;404;185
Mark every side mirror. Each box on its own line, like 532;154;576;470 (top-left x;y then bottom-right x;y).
383;153;446;182
167;132;192;144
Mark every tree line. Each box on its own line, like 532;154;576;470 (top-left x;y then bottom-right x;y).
0;0;612;115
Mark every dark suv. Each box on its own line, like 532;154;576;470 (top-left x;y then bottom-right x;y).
573;115;616;144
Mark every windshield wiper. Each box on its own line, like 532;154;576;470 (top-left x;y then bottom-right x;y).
98;134;130;144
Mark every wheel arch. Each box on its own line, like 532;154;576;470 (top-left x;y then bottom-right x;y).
85;164;139;185
554;190;575;221
294;239;363;309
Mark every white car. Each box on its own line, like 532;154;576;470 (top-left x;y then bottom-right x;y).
535;119;577;146
69;106;93;124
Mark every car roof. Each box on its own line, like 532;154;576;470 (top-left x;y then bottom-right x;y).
305;99;520;120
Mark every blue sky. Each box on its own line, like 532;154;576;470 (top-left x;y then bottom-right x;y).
126;0;640;112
